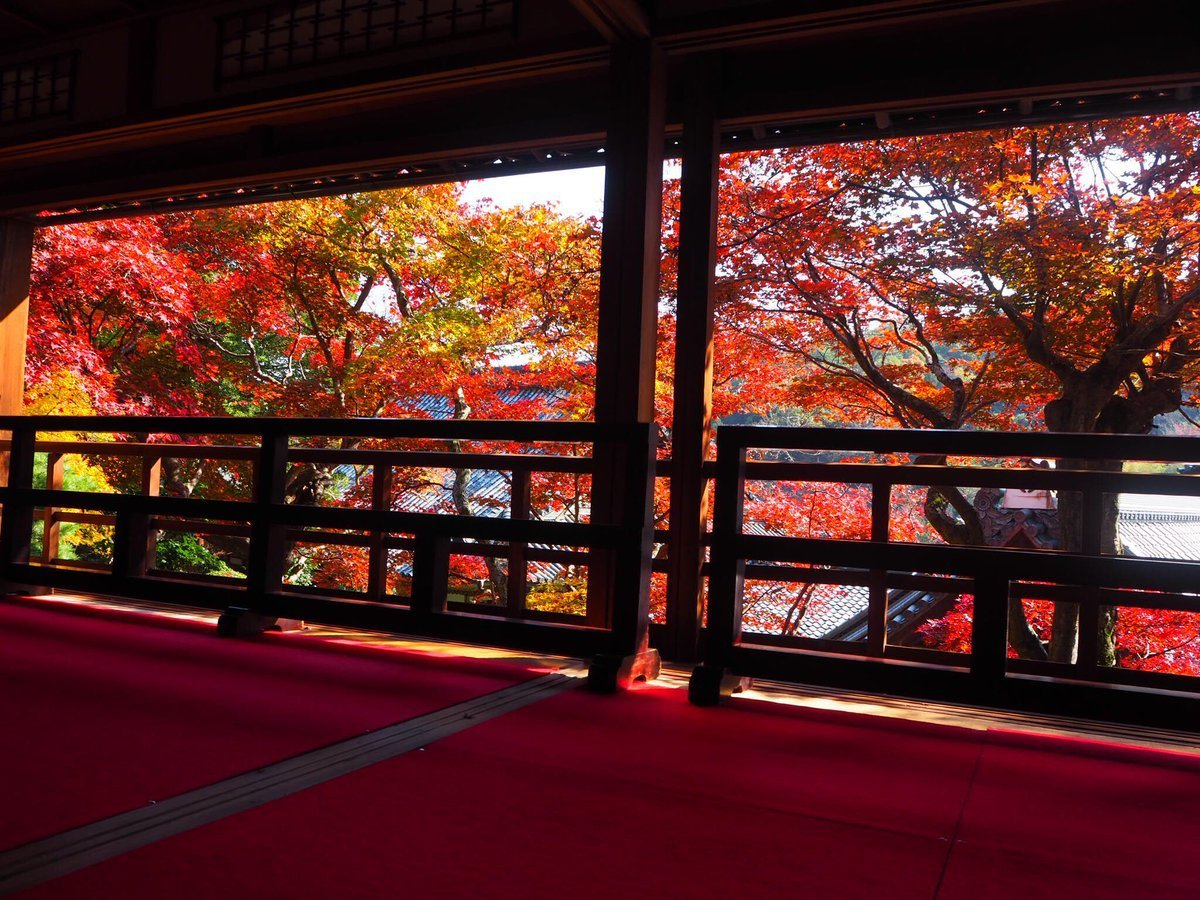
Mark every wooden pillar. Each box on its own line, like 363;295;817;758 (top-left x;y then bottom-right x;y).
593;39;666;426
1;220;34;488
0;425;34;575
664;62;721;662
586;40;666;690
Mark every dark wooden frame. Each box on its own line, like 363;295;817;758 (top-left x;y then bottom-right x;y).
214;0;519;87
691;424;1200;729
0;415;654;681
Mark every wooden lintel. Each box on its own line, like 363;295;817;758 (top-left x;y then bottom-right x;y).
568;0;651;43
0;2;49;35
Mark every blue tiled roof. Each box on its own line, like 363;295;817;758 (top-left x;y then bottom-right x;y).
398;386;569;419
335;384;582;585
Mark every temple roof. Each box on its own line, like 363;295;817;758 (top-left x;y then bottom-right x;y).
1118;496;1200;563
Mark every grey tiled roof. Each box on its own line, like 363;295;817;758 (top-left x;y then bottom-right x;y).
795;584;870;639
1118;510;1200;562
395;468;514;517
338;386;581;585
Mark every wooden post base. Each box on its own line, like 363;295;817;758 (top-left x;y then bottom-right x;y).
586;648;662;693
688;662;752;706
216;606;303;638
1;583;50;597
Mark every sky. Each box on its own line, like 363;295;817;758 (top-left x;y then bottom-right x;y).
460;165;606;218
362;165;609;327
458;160;683;218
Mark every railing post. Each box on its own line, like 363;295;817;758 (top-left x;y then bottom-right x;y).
866;481;892;657
689;428;751;704
219;431;289;637
0;424;36;588
585;439;620;632
115;454;162;580
366;463;393;601
1076;487;1105;675
40;452;63;564
142;454;161;571
506;468;530;617
971;574;1010;698
410;532;449;618
586;423;660;692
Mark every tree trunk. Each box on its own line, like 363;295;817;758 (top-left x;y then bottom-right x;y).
1051;457;1122;664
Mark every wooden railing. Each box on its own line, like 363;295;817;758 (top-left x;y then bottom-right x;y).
692;425;1200;728
0;416;655;677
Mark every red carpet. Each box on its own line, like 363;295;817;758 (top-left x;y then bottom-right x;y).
937;737;1200;898
25;686;1200;899
0;598;541;851
24;687;982;899
8;603;1197;898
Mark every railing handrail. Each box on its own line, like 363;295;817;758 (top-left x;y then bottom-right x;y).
737;533;1200;595
0;416;657;667
0;440;598;474
712;423;1200;594
0;414;632;443
719;424;1200;463
693;423;1200;727
737;462;1200;496
0;485;624;545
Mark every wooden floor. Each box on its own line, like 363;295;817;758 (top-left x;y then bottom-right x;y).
733;675;1200;755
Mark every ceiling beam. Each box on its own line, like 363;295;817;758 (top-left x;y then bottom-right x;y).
567;0;650;42
0;1;49;35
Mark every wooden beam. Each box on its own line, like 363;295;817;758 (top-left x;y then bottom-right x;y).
664;61;720;662
0;2;49;35
659;0;1068;52
0;75;610;219
125;14;158;117
568;0;650;42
